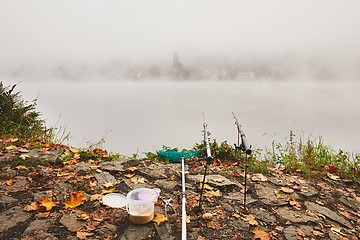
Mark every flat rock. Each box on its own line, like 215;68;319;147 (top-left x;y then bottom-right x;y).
24;219;54;234
283;226;298;240
255;183;278;204
94;172;117;186
154;179;178;191
154;222;175;240
4;176;28;192
0;206;31;232
223;192;257;205
187;174;241;188
304;201;352;228
0;195;18;205
119;223;154;240
59;210;85;232
250;207;276;224
100;161;125;172
277;207;317;223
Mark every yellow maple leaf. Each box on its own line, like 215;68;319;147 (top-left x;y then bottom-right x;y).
39;197;57;211
152;212;168;226
63;191;87;209
251;228;270;240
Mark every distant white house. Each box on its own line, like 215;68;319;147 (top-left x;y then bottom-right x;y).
236;72;255;80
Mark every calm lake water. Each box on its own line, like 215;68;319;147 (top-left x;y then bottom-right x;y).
9;79;360;157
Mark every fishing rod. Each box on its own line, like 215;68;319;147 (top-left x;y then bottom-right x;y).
232;112;252;211
198;113;213;209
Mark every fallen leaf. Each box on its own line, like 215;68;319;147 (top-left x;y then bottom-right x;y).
330;226;344;236
315;200;325;206
19;154;30;160
280;187;294;194
327;172;340;181
197;236;206;240
69;147;80;153
78;213;90;221
5;145;17;151
24;201;40;211
124;173;135;178
127;167;137;172
251;173;267;182
130;176;145;184
6;138;18;143
243;214;258;225
102;182;114;188
5;179;14;186
202;213;213;220
186;215;191;223
90;194;103;202
312;230;324;237
295;228;306;237
275;226;284;232
16;165;28;171
289;197;302;209
39;197;57;211
199;182;214;190
203;189;222;197
152;212;168;226
207;221;222;230
63;191;87;209
77;231;94;239
251;228;270;240
232;213;241;219
101;188;116;194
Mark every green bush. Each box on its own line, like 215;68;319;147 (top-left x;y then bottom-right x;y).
0;82;45;141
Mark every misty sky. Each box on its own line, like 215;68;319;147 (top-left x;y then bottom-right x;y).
1;0;360;66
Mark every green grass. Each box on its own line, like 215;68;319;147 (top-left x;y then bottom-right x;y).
0;82;47;142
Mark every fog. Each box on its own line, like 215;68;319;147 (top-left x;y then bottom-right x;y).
1;1;360;156
1;0;360;79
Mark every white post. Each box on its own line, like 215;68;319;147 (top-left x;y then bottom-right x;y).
181;157;187;240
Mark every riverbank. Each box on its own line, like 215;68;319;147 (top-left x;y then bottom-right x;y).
1;138;359;239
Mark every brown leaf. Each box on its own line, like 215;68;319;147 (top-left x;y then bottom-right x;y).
251;173;267;182
207;221;222;230
77;231;94;239
327;172;340;181
63;191;87;209
243;214;258;226
203;189;222;197
202;213;213;220
24;202;40;212
127;167;137;172
280;187;294;194
251;228;270;240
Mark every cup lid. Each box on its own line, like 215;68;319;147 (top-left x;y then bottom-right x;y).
127;188;158;203
103;193;127;208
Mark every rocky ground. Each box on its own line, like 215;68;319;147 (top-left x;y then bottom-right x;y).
0;138;359;240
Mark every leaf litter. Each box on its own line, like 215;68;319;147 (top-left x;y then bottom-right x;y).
0;138;359;239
